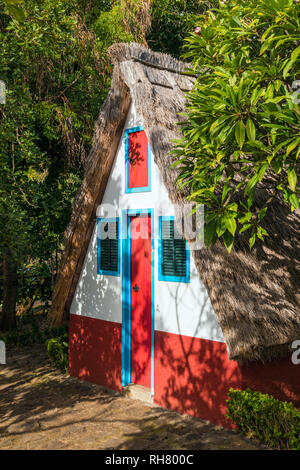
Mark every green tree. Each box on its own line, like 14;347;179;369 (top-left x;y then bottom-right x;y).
2;0;25;22
147;0;213;58
172;0;300;252
0;0;139;330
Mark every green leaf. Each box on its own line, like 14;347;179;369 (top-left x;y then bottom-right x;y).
239;212;252;224
260;39;271;55
283;59;295;78
4;0;24;5
291;45;300;62
216;219;227;237
257;226;269;241
225;217;237;236
288;169;297;192
246;118;256;143
6;4;25;21
221;182;231;203
226;203;238;212
249;231;256;250
257;227;265;241
204;218;218;247
258;163;269;182
289;193;299;210
274;79;282;92
245;173;259;195
235;120;245;149
223;230;234;253
286;139;300;156
239;223;252;234
258;207;268;222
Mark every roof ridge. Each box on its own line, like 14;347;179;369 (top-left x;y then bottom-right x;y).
131;55;197;78
107;42;190;73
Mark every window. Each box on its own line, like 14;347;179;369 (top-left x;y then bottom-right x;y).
97;218;120;276
125;126;151;193
158;216;190;283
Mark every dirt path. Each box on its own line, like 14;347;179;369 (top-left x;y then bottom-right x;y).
0;345;263;450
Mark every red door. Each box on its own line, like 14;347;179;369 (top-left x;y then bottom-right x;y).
130;215;151;388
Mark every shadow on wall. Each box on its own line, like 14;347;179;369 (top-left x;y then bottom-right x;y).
129;215;152;388
193;201;300;364
71;173;123;322
154;282;300;428
153;283;240;428
69;314;122;391
153;216;300;429
69;174;123;390
128;134;143;168
69;167;300;428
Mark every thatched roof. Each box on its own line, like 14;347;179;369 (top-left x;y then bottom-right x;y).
48;42;300;364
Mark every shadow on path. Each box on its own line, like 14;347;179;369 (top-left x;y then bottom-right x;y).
0;345;264;450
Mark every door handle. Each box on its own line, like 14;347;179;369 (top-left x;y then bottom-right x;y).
133;284;140;292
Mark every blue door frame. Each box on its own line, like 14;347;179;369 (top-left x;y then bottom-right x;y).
121;208;155;395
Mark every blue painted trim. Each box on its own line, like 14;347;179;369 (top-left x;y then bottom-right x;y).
121;211;131;387
124;127;151;194
150;211;155;397
158;215;190;283
121;208;155;396
97;217;120;277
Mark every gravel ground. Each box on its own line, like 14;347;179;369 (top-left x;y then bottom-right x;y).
0;345;264;450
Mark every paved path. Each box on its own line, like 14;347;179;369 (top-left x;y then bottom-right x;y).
0;345;263;450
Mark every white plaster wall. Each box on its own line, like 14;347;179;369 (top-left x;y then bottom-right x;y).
70;103;224;343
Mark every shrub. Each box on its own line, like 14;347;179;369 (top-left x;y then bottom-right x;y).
0;315;68;347
226;388;300;450
46;334;69;373
173;0;300;253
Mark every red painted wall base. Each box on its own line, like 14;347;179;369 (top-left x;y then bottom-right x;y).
69;314;122;392
154;330;300;429
69;315;300;429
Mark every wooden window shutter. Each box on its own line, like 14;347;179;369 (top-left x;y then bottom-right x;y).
97;219;119;275
161;219;186;278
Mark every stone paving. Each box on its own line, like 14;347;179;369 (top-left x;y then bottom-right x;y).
0;345;264;450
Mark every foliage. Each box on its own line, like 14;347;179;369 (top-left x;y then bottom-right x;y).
117;0;152;45
172;0;300;252
226;388;300;450
2;0;25;22
17;262;53;309
147;0;216;58
0;0;145;327
46;334;69;372
0;313;68;346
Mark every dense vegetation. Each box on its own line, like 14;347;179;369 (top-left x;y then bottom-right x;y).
2;0;299;329
226;388;300;449
0;0;146;330
0;0;208;330
146;0;215;58
173;0;300;252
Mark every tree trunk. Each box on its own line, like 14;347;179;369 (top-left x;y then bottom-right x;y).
1;248;17;331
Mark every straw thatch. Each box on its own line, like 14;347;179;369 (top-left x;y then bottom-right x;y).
48;42;300;364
